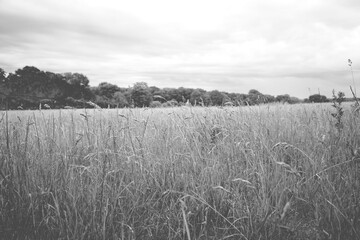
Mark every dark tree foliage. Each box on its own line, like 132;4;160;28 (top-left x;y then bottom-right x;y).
149;86;160;94
178;87;193;103
150;87;183;103
113;91;129;108
131;82;152;107
228;93;248;105
275;94;301;104
93;95;113;108
190;89;203;105
202;92;212;106
209;90;223;105
0;65;304;109
149;100;162;108
12;66;48;94
309;94;328;103
63;72;89;86
0;68;9;108
0;66;95;109
3;66;69;108
165;88;183;103
276;94;291;103
0;68;5;80
209;90;231;105
62;72;92;99
248;89;265;105
94;82;121;99
264;94;276;103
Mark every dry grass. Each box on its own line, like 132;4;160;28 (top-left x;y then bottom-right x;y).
0;103;359;239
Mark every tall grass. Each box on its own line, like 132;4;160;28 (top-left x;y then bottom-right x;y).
0;103;359;239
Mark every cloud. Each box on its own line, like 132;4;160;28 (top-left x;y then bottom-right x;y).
0;0;360;98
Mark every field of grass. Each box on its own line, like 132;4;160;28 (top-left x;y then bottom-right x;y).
0;103;359;240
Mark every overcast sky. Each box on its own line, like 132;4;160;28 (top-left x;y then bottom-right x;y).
1;0;360;98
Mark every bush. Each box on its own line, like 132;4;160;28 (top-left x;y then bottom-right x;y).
309;94;328;103
161;99;179;107
149;100;162;108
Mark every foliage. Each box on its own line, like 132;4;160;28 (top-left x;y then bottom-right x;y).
93;82;121;99
149;100;162;108
178;87;193;103
190;89;202;105
189;89;211;106
0;67;5;80
93;95;112;108
113;91;129;108
161;99;179;107
264;94;276;103
63;72;89;86
0;65;305;110
131;82;152;107
248;89;266;105
309;94;328;103
209;90;230;106
276;94;291;103
228;93;248;105
64;97;86;108
276;94;301;104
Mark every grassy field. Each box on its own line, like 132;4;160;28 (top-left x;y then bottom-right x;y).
0;103;359;240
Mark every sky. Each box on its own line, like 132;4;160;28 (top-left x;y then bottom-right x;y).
1;0;360;98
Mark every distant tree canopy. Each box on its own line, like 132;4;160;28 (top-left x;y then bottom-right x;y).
0;65;311;110
0;68;6;80
131;82;152;107
113;91;129;108
92;82;121;99
210;90;230;105
63;72;89;87
308;94;328;103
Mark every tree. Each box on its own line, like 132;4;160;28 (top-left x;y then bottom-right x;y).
44;71;75;104
150;100;162;108
62;72;92;99
93;95;111;108
0;68;9;109
63;72;89;87
228;93;248;105
0;68;5;81
149;86;160;95
161;99;179;107
2;66;69;108
263;94;276;103
131;82;152;107
11;66;47;91
113;91;129;108
209;90;224;106
8;66;53;99
276;94;291;103
178;87;193;103
190;89;202;105
164;88;182;102
151;89;168;102
248;89;261;95
289;97;301;104
94;82;121;99
202;92;212;106
123;89;133;106
248;89;264;105
309;94;328;103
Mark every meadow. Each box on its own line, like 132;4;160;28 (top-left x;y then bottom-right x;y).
0;103;359;240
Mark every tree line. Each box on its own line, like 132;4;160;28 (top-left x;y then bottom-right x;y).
0;66;329;110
